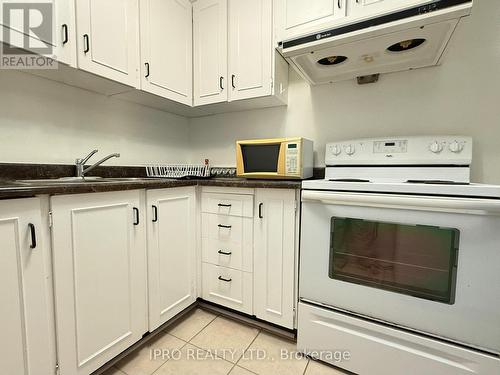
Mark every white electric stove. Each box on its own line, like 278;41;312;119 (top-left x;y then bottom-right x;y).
298;136;500;375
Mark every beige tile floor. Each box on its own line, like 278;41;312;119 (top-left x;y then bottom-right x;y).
102;308;350;375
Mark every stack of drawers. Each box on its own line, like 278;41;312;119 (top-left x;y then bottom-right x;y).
201;188;254;314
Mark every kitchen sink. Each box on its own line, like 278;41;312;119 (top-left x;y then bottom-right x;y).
16;177;106;185
15;177;160;185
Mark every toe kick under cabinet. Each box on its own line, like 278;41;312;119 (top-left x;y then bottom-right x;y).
200;187;299;329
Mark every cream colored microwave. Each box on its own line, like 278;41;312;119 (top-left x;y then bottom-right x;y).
236;138;313;179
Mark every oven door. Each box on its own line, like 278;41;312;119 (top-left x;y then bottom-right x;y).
300;190;500;354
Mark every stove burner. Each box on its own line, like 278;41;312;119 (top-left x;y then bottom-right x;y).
407;180;470;185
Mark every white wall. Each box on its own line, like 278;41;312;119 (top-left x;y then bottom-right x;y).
0;71;190;166
189;0;500;184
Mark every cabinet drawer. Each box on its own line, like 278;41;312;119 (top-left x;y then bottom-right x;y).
202;263;252;314
202;238;252;272
202;213;253;244
201;193;254;217
297;303;499;375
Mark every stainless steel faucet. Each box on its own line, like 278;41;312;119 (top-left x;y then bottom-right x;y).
76;150;121;178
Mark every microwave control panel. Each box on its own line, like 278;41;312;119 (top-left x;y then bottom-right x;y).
285;143;300;174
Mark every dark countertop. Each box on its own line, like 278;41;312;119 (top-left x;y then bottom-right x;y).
0;177;302;200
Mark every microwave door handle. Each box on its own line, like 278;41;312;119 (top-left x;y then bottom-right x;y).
301;191;500;216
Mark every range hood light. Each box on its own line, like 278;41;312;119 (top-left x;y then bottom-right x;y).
387;38;426;52
317;56;348;66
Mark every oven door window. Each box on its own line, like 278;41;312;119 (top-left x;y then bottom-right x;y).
241;144;281;173
329;218;459;304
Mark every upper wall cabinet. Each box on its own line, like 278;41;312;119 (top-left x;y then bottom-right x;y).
228;0;273;101
0;0;77;66
274;0;347;43
55;0;77;67
76;0;140;87
350;0;428;19
193;0;228;106
140;0;193;106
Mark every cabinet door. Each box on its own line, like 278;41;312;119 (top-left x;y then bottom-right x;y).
140;0;192;105
51;191;147;375
147;187;197;331
350;0;427;19
0;198;56;375
76;0;139;87
228;0;272;101
193;0;228;106
254;189;296;329
55;0;77;66
276;0;347;41
0;0;77;66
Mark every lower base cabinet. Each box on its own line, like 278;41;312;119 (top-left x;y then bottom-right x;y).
147;187;197;331
200;187;298;329
51;190;148;375
0;185;299;375
0;197;56;375
254;189;297;329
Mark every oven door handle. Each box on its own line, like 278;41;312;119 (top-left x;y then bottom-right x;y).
301;190;500;215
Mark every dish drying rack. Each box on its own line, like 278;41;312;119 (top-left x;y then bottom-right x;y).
146;163;211;179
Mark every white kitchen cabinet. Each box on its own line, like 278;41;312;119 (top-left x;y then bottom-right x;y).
147;187;197;331
228;0;273;101
193;0;228;106
274;0;348;42
76;0;139;87
200;188;255;313
0;198;56;375
0;0;77;66
254;188;297;329
140;0;193;105
55;0;77;67
350;0;428;20
51;190;147;375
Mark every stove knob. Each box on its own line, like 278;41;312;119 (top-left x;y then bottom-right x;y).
345;144;356;156
429;141;443;154
449;141;464;153
331;145;342;156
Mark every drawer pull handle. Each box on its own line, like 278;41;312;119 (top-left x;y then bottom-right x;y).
218;224;232;229
258;203;263;219
218;250;232;256
218;276;232;282
218;203;232;207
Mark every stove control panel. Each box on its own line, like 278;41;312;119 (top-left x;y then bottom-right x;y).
325;136;472;166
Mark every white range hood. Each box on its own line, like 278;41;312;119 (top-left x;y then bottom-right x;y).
280;0;473;85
